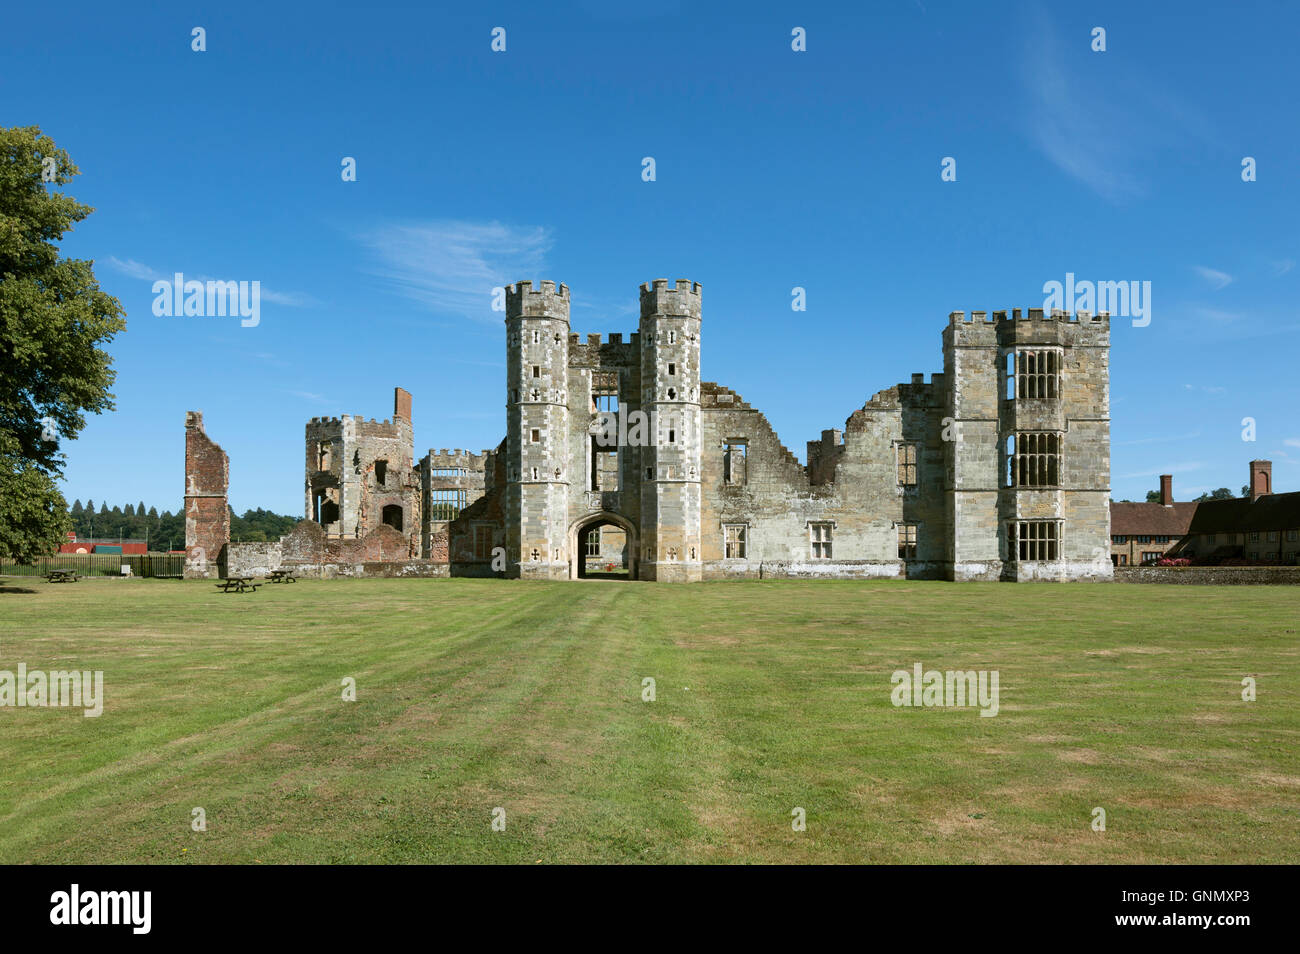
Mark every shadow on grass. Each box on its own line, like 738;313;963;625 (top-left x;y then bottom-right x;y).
0;586;39;594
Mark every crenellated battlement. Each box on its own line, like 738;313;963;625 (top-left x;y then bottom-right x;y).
945;306;1112;349
506;279;571;321
948;308;1111;325
423;449;488;473
568;331;638;347
640;278;702;320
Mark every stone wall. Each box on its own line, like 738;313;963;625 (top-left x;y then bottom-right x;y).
284;560;449;579
696;375;957;580
224;520;446;579
420;446;493;558
1115;566;1300;585
223;541;283;577
277;519;411;565
707;560;906;580
447;443;507;572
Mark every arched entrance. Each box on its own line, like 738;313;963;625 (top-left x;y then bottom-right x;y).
568;511;637;580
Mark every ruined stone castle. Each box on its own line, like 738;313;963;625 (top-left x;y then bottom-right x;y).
192;278;1113;582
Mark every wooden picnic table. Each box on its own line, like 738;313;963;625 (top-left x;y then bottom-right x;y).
215;577;261;594
267;569;297;583
46;569;79;583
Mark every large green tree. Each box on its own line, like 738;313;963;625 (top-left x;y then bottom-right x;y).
0;126;125;562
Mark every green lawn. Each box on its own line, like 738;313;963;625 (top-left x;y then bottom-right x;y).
0;577;1295;864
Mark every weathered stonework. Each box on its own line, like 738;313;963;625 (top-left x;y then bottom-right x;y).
1116;566;1300;585
184;411;229;579
222;540;282;578
276;281;1113;583
421;446;493;562
305;387;420;554
474;284;1112;582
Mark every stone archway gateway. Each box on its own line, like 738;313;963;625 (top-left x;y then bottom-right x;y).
568;511;638;580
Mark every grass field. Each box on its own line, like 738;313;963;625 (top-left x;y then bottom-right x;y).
0;577;1296;864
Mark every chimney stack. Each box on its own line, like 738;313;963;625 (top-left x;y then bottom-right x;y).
1249;460;1272;502
394;387;413;422
1159;474;1173;506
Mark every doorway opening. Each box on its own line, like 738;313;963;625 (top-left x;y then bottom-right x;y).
569;512;637;580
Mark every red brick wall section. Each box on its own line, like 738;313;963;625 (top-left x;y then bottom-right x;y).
428;527;449;562
279;519;328;563
278;520;411;566
184;411;230;578
331;524;410;563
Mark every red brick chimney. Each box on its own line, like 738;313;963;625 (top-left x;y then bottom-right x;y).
394;387;412;422
1249;460;1272;502
1159;474;1173;506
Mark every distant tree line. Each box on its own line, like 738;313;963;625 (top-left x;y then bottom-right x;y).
66;500;300;550
1132;486;1246;503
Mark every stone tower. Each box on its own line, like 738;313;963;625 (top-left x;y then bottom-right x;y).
638;280;703;581
942;308;1111;581
505;281;571;579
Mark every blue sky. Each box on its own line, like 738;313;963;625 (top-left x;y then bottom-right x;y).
6;0;1298;514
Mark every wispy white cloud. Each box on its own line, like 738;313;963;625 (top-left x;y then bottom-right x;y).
1189;306;1243;323
207;337;288;367
356;220;553;323
1115;430;1202;446
106;256;164;281
1182;383;1226;395
284;389;335;404
1284;438;1300;448
1270;258;1295;276
1021;57;1139;199
106;256;316;307
1194;265;1233;290
1020;8;1212;203
259;288;318;307
1117;461;1204;479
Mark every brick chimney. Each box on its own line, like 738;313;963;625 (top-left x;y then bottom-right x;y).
1159;474;1173;506
1249;460;1272;502
394;387;412;421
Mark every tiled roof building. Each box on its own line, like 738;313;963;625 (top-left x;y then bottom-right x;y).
1109;474;1197;565
1171;462;1300;564
1111;461;1300;566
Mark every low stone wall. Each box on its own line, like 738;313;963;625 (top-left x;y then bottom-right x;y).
1115;566;1300;585
222;524;448;579
286;561;450;579
1006;559;1114;583
223;542;283;578
702;560;905;581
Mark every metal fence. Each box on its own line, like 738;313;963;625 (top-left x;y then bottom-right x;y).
0;554;186;578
